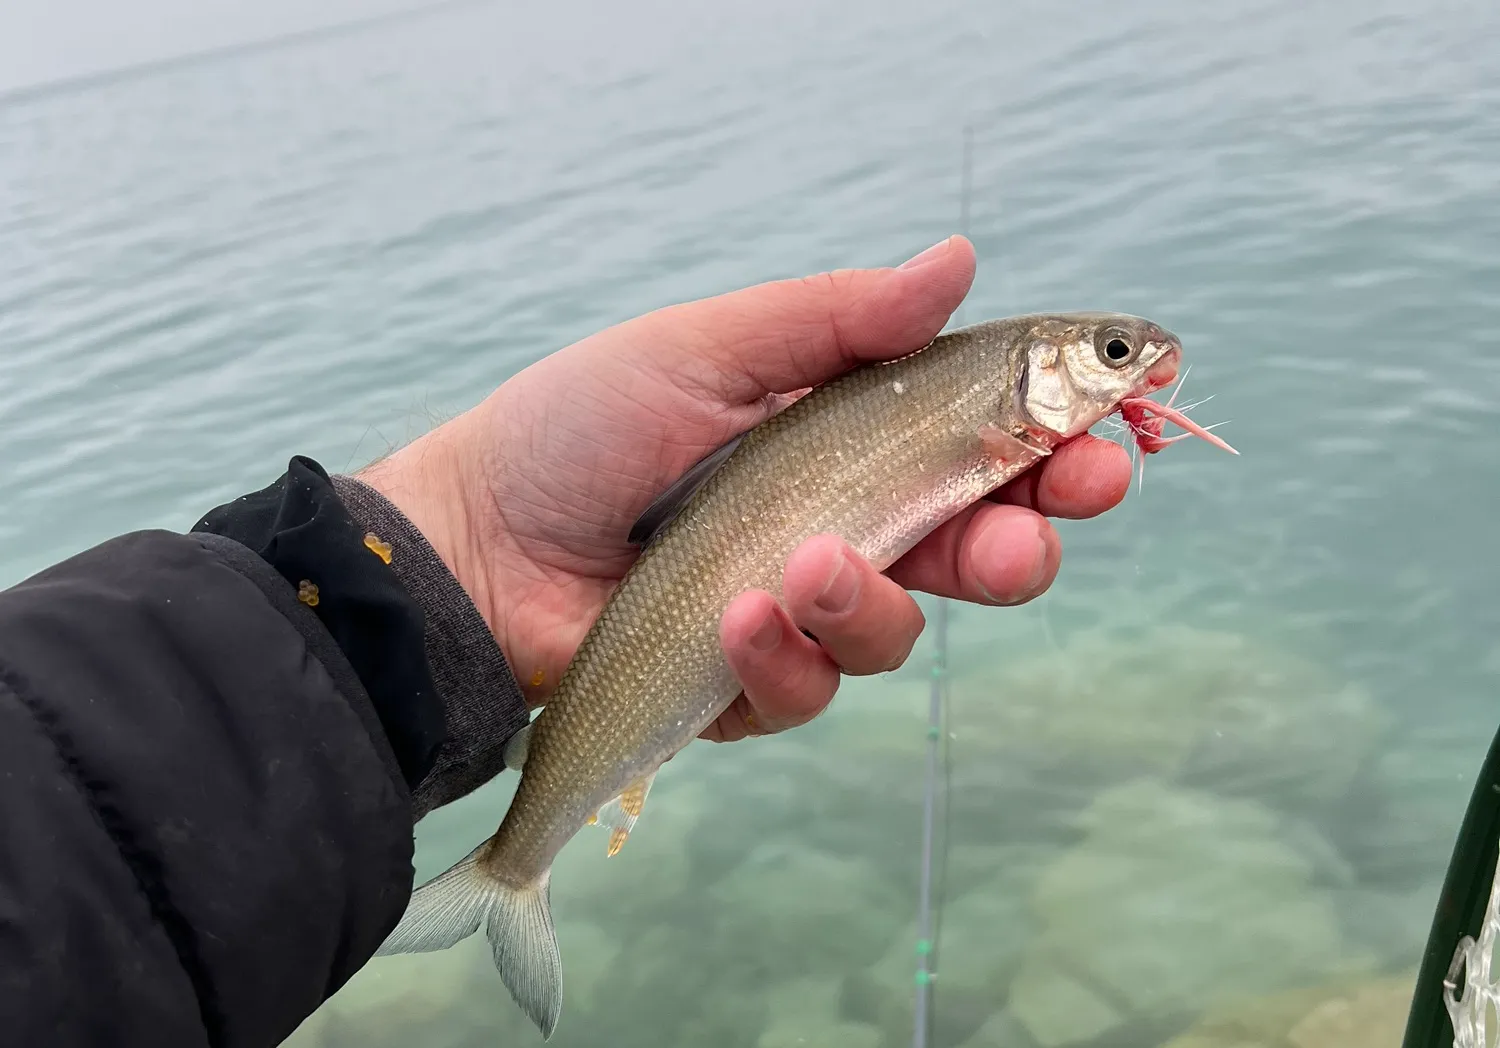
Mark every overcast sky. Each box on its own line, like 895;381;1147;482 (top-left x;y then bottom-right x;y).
0;0;442;95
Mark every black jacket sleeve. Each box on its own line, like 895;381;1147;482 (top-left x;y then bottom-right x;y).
0;456;530;1048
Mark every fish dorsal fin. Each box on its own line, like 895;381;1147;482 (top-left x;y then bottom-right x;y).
627;435;745;547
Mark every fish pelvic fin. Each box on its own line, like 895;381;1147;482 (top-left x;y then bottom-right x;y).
376;843;564;1040
503;721;532;771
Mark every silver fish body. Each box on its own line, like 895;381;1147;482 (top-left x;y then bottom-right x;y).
376;311;1184;1038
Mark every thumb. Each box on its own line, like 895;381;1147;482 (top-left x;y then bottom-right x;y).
615;235;976;403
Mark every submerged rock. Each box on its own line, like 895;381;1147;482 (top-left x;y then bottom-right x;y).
953;624;1383;819
286;622;1392;1047
1333;882;1442;973
1008;780;1374;1045
762;977;845;1023
1326;727;1470;890
756;1020;882;1048
287;931;532;1048
1160;970;1416;1048
548;767;709;925
941;843;1056;904
754;982;880;1048
864;848;1044;1047
577;922;744;1048
710;840;910;979
1007;958;1126;1048
955;1009;1039;1048
552;920;622;1018
673;989;772;1048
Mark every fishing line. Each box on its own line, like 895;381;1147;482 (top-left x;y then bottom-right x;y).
911;122;973;1048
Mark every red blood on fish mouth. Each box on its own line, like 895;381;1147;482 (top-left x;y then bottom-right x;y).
1140;346;1181;394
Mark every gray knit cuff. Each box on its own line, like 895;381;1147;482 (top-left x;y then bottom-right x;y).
331;474;530;822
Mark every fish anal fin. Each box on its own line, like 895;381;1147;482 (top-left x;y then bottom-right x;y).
592;769;659;855
619;780;648;818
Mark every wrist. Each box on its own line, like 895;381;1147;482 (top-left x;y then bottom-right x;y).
331;457;531;817
352;424;498;640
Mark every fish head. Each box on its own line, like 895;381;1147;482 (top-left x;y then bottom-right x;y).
1016;312;1182;439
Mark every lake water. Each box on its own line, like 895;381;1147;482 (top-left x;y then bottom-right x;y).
3;0;1499;1045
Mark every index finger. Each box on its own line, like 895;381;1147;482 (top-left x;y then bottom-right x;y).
989;435;1132;519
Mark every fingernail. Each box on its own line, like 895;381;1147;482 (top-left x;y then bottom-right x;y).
1023;522;1051;594
886;620;925;671
814;549;860;613
897;236;952;271
749;610;783;652
747;710;784;736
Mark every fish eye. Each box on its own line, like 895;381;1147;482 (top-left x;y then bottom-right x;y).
1095;328;1139;369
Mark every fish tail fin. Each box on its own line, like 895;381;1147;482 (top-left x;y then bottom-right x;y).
376;844;564;1040
485;870;563;1040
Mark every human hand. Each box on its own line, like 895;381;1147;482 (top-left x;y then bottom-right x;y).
357;236;1132;742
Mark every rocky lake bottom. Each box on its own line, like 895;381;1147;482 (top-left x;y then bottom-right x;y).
283;617;1448;1048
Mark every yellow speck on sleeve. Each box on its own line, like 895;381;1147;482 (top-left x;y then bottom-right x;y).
363;532;393;564
297;580;320;607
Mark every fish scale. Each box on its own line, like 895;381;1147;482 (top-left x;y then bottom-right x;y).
375;310;1197;1040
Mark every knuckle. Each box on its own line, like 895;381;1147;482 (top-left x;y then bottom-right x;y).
743;644;811;695
800;268;859;300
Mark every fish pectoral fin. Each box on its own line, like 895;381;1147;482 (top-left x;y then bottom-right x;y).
978;423;1052;465
628;436;745;547
592;769;659;856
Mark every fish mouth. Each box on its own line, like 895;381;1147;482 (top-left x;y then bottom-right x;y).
1133;344;1181;397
